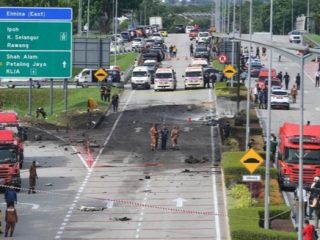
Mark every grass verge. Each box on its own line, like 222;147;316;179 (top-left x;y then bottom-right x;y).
212;59;225;71
0;85;121;126
215;82;247;100
305;33;320;45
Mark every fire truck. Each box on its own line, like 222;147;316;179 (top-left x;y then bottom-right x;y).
0;111;26;166
277;122;320;190
0;130;22;189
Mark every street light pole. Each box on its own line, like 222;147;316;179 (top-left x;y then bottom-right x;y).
86;0;90;38
231;0;236;87
291;0;294;30
297;55;307;240
239;0;242;38
307;0;310;33
264;0;273;229
77;0;83;35
114;0;118;66
245;0;253;150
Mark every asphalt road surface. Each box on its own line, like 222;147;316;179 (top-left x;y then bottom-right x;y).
7;33;229;240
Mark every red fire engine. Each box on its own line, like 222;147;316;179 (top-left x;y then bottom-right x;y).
0;130;22;189
278;122;320;190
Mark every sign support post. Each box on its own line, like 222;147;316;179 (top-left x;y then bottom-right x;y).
28;78;32;116
50;79;53;115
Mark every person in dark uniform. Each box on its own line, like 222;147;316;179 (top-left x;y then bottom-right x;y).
111;94;119;112
204;72;210;88
189;43;194;57
160;125;170;150
28;161;38;194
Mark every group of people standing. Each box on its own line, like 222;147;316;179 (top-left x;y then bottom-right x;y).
0;161;38;237
150;124;179;151
99;86;119;112
295;176;320;239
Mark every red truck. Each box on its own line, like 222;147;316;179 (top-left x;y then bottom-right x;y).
0;112;26;163
0;129;22;189
277;122;320;190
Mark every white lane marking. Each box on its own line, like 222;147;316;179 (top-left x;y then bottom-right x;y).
92;90;135;168
56;90;135;238
4;202;40;210
209;89;221;240
31;127;89;169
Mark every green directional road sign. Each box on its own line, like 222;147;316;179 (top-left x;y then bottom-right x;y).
0;21;72;78
0;51;71;78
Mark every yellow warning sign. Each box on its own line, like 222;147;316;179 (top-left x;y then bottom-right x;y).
94;68;108;81
223;65;237;79
240;149;264;174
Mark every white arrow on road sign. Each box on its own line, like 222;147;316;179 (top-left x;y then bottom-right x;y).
173;197;187;207
62;61;67;68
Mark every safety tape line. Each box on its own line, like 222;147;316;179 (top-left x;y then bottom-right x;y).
0;184;289;221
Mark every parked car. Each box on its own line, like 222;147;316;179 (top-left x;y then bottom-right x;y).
271;88;290;110
185;25;193;34
175;24;185;33
189;29;199;40
132;38;145;50
194;46;209;59
196;32;211;43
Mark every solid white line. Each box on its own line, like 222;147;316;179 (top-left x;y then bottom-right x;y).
92;90;135;168
209;89;221;239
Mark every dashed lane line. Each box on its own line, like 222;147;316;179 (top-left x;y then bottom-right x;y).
54;90;135;239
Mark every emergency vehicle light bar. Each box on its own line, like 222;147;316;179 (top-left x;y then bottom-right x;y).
290;135;320;145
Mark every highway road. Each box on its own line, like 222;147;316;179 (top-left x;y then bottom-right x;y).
7;33;230;239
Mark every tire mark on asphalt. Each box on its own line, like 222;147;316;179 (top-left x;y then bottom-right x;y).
55;90;135;239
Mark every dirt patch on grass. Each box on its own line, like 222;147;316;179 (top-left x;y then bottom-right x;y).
271;219;296;232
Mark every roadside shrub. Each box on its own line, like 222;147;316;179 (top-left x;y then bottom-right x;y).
230;207;296;240
224;137;240;151
230;184;256;208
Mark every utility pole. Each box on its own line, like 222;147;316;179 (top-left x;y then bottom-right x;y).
231;0;236;87
86;0;90;38
114;0;118;66
291;0;294;30
239;0;242;37
264;0;273;230
307;0;310;33
77;0;83;35
227;0;230;33
245;0;253;150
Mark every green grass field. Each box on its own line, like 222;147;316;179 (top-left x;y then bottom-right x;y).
0;52;137;124
0;87;121;122
305;33;320;44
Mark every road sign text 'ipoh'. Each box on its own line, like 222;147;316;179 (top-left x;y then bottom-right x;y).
0;7;72;78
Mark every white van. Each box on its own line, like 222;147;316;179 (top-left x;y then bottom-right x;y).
184;66;204;89
191;58;209;68
154;67;176;91
289;31;302;44
131;66;151;89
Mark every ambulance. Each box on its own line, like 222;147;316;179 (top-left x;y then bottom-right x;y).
154;67;177;91
184;66;204;89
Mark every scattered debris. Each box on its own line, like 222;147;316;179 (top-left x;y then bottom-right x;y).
76;139;84;143
89;143;100;148
142;190;152;193
112;217;131;221
139;179;144;181
145;175;151;179
182;169;191;173
79;206;106;212
64;147;68;151
71;151;80;155
39;145;45;148
44;183;53;186
34;135;42;141
185;155;209;164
